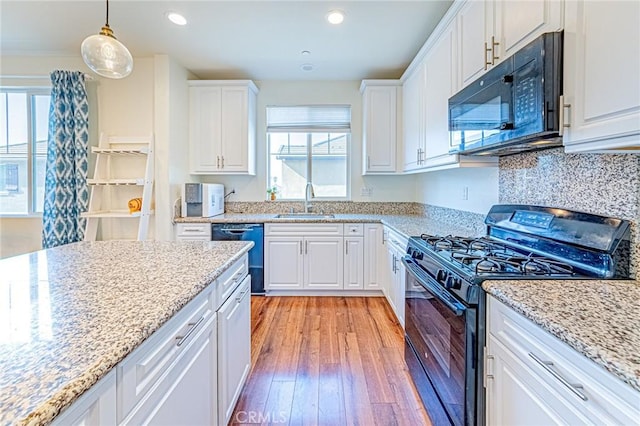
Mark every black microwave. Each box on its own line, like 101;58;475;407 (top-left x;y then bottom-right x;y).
448;31;563;156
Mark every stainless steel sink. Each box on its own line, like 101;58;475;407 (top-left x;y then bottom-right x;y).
275;213;335;219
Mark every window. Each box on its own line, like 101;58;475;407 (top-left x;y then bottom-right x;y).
0;88;50;215
267;105;350;200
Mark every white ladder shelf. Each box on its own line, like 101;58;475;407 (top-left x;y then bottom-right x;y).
82;134;154;241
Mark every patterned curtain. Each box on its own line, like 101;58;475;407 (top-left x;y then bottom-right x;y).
42;71;90;248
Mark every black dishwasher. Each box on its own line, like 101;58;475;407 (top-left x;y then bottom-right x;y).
211;223;264;295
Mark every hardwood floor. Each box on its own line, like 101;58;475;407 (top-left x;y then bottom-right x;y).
230;296;431;426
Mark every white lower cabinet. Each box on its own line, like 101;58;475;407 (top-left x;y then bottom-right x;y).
57;254;251;426
52;371;116;426
217;276;251;426
305;237;344;289
175;223;211;241
363;223;384;292
265;223;345;291
344;236;364;289
486;295;640;425
122;316;218;425
383;227;407;327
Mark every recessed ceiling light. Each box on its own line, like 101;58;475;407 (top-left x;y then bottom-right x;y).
301;63;314;72
326;10;345;25
167;12;187;26
301;50;311;56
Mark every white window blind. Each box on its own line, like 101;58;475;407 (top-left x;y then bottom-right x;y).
266;105;351;132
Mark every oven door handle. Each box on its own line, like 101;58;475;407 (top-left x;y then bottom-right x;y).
402;256;466;316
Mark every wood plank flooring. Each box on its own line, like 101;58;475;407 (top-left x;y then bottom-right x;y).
230;296;431;426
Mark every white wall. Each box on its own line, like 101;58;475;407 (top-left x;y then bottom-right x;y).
198;80;418;202
415;167;499;214
154;55;195;240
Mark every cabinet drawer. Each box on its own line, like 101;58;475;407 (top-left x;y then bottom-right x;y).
344;223;364;236
176;223;211;239
488;297;640;424
215;254;248;309
265;223;344;236
117;286;215;422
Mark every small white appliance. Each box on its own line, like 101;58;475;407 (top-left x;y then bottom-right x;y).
181;183;224;217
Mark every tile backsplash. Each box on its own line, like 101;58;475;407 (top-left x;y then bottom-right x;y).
498;148;640;278
225;201;424;216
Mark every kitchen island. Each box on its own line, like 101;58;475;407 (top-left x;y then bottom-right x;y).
0;240;253;425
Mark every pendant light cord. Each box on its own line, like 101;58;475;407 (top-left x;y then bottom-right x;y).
105;0;109;26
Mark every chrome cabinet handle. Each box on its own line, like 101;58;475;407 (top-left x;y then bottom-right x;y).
221;156;224;168
367;155;370;170
528;352;588;401
559;95;571;136
345;240;348;255
217;156;220;168
175;316;205;347
305;240;308;254
299;241;303;255
236;288;249;303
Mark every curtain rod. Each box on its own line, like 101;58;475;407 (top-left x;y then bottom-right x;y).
1;73;95;81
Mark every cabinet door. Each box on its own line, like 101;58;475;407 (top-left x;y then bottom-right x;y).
344;237;364;289
495;0;563;60
424;20;458;167
403;62;425;172
189;86;222;173
385;244;398;313
127;316;218;426
304;237;344;289
265;237;304;289
220;87;250;172
363;224;383;291
218;277;251;426
458;0;493;87
563;0;640;152
52;371;116;426
363;86;398;173
486;336;589;426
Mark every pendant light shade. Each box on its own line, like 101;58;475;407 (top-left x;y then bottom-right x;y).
81;0;133;79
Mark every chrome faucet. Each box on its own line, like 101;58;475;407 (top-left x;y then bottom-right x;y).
304;182;315;213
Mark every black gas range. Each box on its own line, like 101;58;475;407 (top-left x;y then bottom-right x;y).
403;205;631;426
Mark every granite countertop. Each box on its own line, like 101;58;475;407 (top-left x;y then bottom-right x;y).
0;240;253;426
175;213;483;239
483;279;640;392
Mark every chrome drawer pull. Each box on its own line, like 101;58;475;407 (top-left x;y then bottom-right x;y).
175;316;205;347
528;352;588;401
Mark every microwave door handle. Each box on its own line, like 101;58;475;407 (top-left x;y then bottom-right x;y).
402;256;466;316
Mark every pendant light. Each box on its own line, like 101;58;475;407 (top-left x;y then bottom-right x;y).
81;0;133;79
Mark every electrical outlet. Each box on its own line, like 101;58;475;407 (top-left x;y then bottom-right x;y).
360;187;373;197
462;186;469;201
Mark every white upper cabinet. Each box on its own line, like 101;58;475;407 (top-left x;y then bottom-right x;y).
361;81;401;174
458;0;494;87
457;0;564;89
189;80;258;175
402;62;426;172
562;0;640;152
423;19;459;169
401;6;497;173
495;0;563;61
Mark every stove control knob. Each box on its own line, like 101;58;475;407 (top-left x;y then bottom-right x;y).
436;269;447;283
445;276;462;290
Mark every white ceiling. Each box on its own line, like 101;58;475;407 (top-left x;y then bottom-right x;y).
0;0;453;80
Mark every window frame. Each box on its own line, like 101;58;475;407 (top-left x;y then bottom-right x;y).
267;131;351;201
0;86;50;217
